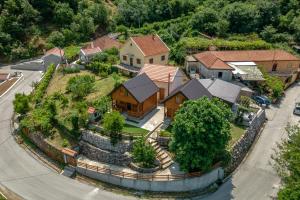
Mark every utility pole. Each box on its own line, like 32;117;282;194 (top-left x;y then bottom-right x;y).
168;73;171;96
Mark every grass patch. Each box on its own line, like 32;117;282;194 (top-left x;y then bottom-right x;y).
46;70;128;101
229;123;246;147
159;125;173;137
64;45;82;61
0;193;6;200
122;124;149;137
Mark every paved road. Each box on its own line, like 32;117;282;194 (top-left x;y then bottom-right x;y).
201;83;300;200
0;69;134;200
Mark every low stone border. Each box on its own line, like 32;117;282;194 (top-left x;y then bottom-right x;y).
128;162;160;173
226;108;266;174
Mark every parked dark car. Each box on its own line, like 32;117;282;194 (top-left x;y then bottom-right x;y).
253;95;271;107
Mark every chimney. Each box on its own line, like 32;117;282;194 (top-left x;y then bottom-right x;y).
91;41;94;48
152;34;155;40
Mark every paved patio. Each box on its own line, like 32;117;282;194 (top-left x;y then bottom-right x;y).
125;105;165;131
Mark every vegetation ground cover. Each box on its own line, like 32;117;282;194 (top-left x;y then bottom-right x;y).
122;124;148;137
229;123;246;147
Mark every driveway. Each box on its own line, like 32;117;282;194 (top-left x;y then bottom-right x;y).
0;68;135;200
201;82;300;200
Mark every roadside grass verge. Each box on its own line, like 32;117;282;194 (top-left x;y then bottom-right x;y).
229;123;246;147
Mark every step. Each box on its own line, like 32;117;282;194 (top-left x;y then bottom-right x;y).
157;150;165;157
61;166;76;178
161;157;172;165
158;153;168;160
154;145;160;151
162;161;173;169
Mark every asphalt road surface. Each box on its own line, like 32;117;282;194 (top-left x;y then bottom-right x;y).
1;68;299;200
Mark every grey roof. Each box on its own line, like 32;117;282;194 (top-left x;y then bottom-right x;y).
123;73;159;103
164;79;212;102
199;79;241;104
42;54;62;70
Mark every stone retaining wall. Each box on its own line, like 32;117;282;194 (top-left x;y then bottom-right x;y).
226;109;266;173
81;130;132;154
79;141;132;166
23;129;64;163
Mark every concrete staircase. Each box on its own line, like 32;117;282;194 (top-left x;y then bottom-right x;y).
148;138;173;169
61;165;76;178
146;122;173;170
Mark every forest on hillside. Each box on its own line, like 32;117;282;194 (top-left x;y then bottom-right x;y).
0;0;299;62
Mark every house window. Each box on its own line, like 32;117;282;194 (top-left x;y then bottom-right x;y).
218;72;223;78
176;96;181;104
272;63;278;71
125;91;129;96
161;55;165;61
123;55;127;61
136;58;141;64
149;58;154;64
130;43;133;46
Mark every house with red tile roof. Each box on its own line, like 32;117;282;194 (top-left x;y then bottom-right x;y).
138;64;188;100
186;50;300;86
80;35;121;63
119;34;170;71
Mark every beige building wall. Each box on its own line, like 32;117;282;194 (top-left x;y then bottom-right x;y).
120;38;145;68
120;38;169;68
256;60;300;73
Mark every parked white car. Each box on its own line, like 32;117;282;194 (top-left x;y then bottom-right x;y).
293;103;300;115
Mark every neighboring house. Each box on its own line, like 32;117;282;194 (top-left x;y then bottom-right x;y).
138;64;188;101
119;34;170;71
42;47;65;70
0;73;10;83
80;36;121;63
163;79;212;118
186;50;300;87
111;73;159;119
198;78;242;105
10;47;64;71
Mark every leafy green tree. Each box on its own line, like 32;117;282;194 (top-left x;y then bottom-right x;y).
71;14;96;41
259;67;284;100
66;75;95;99
13;93;30;115
53;2;74;27
190;7;229;37
273;125;300;200
103;111;125;144
170;97;232;172
132;136;156;168
223;2;259;33
47;31;65;48
93;96;112;119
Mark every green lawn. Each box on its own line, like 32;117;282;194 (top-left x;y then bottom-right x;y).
159;125;173;137
63;45;82;61
229;123;246;147
122;124;149;137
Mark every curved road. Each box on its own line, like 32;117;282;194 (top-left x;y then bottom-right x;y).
0;69;299;200
0;70;134;200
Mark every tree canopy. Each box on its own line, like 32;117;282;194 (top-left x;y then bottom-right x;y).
274;125;300;200
170;97;232;172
